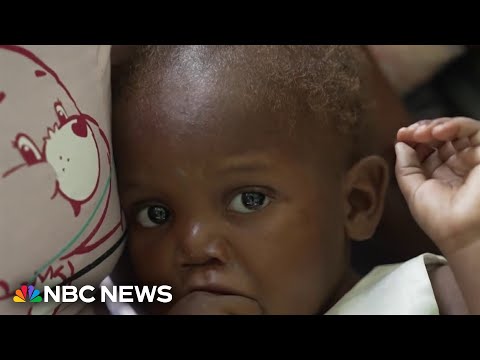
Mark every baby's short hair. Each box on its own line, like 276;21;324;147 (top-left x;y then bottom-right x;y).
114;45;375;160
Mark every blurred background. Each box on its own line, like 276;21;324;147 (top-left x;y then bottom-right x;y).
369;45;480;120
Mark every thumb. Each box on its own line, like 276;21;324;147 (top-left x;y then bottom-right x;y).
395;142;426;204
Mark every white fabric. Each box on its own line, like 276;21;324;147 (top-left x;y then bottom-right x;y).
326;253;447;315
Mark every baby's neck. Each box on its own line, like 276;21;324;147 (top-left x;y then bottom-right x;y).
320;267;361;314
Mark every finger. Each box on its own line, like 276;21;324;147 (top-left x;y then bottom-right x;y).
420;145;464;179
169;291;262;315
397;121;428;143
422;150;444;177
395;142;427;204
454;147;480;169
397;127;408;143
437;137;480;173
452;137;471;152
415;143;437;163
426;144;476;179
221;295;263;315
431;117;480;145
413;118;451;146
437;141;457;163
416;119;437;126
398;124;440;163
398;119;447;148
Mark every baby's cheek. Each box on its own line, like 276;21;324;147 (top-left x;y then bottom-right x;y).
257;206;344;313
128;229;169;281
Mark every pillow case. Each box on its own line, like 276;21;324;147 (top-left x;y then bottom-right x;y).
0;45;125;314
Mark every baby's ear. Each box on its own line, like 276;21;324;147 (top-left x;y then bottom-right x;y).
343;155;389;241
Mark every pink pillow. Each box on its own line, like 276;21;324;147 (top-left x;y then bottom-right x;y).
0;45;125;314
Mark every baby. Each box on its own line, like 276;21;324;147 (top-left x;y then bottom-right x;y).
112;45;480;315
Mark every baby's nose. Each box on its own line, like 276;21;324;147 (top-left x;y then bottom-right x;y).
177;219;230;269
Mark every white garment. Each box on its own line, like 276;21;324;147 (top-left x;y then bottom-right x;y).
325;253;447;315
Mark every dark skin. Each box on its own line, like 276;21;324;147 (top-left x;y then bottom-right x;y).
352;49;439;271
110;46;480;315
396;117;480;314
109;45;440;275
113;61;390;315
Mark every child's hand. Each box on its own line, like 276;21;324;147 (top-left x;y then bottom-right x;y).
395;117;480;256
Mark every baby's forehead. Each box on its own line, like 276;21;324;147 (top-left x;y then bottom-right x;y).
118;45;370;157
135;49;317;128
118;93;345;182
128;45;369;125
135;72;322;146
117;95;346;187
145;47;277;95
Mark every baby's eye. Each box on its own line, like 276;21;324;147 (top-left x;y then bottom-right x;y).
228;191;271;214
136;204;171;228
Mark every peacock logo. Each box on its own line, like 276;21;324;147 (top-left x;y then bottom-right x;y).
13;285;43;303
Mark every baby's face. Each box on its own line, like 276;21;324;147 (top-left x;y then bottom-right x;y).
113;67;354;314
